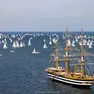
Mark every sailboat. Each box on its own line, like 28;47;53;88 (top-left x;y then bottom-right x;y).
45;28;94;88
12;41;17;48
14;41;20;48
19;41;23;48
32;48;40;54
3;42;8;49
49;38;52;45
71;40;75;47
89;42;92;48
43;39;47;48
49;40;52;45
10;50;14;53
67;39;71;47
28;40;31;46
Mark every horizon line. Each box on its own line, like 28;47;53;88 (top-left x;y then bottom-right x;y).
0;31;94;32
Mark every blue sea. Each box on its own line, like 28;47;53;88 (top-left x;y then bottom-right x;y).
0;32;94;94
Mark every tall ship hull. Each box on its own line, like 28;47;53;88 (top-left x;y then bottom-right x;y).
45;68;94;87
48;73;92;86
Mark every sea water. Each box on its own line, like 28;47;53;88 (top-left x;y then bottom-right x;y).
0;32;94;94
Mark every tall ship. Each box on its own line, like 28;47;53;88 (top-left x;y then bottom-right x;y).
45;28;94;88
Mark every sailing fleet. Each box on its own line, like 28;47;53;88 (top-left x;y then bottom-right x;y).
0;32;93;51
0;32;93;55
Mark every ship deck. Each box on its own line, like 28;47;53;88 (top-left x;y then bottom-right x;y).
45;67;94;81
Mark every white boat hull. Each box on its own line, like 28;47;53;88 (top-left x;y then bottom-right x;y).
47;73;92;86
32;52;40;54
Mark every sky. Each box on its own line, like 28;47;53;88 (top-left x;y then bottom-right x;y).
0;0;94;31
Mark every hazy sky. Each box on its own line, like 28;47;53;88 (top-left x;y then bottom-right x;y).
0;0;94;31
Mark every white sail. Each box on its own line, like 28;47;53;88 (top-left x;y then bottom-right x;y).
89;44;92;48
3;42;8;49
71;40;75;47
12;41;16;48
72;43;75;47
16;41;19;48
68;39;71;46
43;39;47;48
52;38;57;44
87;42;89;46
90;41;93;45
10;39;12;43
75;38;78;42
2;40;4;43
49;40;52;45
43;44;47;48
20;42;23;47
32;48;35;53
89;41;93;48
79;41;82;46
28;40;31;46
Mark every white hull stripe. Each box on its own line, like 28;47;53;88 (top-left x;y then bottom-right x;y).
48;73;93;83
48;76;92;86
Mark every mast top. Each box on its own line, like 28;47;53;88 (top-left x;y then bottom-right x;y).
66;26;68;39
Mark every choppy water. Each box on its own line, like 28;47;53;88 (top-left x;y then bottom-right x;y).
0;32;94;94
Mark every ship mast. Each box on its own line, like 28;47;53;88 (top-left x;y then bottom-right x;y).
80;29;85;75
55;40;59;70
64;27;70;73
